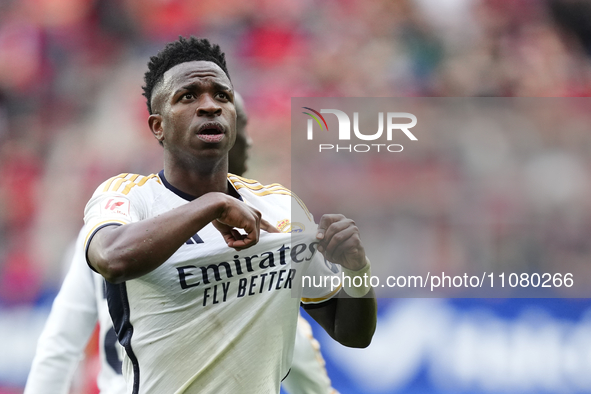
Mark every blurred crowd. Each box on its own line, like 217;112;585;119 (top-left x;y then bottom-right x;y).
2;0;591;304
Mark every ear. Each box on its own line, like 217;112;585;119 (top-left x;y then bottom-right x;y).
148;114;164;143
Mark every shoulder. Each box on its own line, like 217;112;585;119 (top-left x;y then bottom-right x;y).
227;174;292;196
228;174;314;224
97;173;162;196
85;173;162;221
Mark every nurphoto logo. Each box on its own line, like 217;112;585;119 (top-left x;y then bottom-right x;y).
302;107;417;153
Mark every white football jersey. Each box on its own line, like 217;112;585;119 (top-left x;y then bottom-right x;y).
24;227;336;394
83;172;341;394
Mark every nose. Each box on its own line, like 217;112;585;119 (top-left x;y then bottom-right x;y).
197;94;222;117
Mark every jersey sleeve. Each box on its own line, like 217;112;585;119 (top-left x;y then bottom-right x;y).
24;229;99;394
83;173;150;259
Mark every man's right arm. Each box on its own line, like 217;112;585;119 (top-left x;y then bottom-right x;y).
302;214;377;348
87;192;276;283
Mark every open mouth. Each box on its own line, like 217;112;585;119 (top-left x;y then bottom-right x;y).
196;122;225;143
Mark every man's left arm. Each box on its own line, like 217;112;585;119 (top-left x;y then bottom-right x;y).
303;214;377;348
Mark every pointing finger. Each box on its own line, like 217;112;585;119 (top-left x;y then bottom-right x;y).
261;218;279;233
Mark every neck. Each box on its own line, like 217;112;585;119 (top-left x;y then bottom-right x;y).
162;151;229;198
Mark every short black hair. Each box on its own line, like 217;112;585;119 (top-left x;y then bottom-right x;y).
142;36;231;114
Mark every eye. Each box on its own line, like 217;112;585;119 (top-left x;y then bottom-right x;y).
216;92;230;101
182;93;195;100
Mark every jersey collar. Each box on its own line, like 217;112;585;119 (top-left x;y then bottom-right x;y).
157;170;243;202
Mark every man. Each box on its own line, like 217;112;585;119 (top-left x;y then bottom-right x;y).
24;92;339;394
84;37;376;393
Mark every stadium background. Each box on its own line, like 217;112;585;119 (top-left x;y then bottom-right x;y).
2;0;591;393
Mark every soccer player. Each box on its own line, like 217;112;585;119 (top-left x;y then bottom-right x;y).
84;37;376;393
24;92;339;394
24;228;126;394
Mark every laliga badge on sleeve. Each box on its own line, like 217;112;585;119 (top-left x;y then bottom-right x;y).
100;196;131;220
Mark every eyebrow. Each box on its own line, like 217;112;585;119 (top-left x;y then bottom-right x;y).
174;81;232;96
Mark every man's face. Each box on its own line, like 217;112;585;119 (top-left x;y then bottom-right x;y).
149;61;236;163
